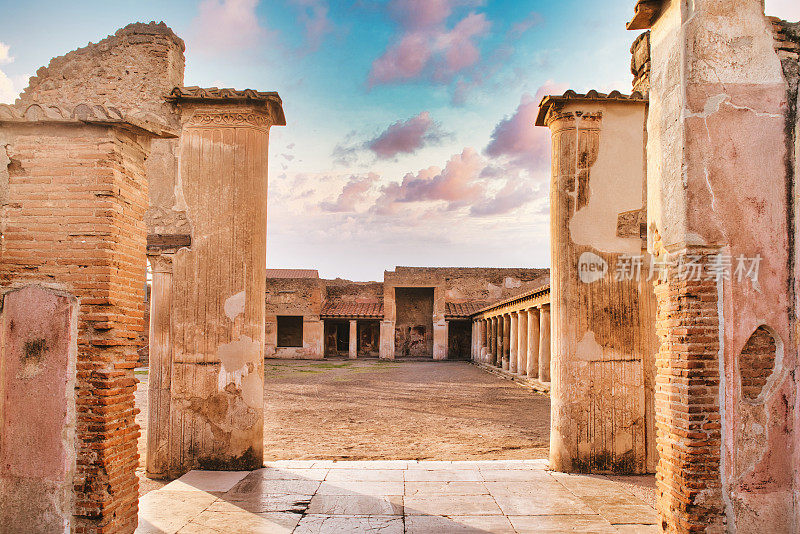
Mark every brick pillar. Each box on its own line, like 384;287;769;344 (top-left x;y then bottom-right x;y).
151;88;285;476
0;286;78;533
527;308;540;378
0;103;173;533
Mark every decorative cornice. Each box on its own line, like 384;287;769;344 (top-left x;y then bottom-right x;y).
168;86;286;126
186;111;275;129
535;89;646;127
0;103;177;137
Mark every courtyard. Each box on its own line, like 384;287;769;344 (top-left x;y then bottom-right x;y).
134;361;658;532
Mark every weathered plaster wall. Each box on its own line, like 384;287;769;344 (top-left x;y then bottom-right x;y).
381;267;549;360
395;287;434;358
0;286;78;534
265;277;324;359
543;98;655;475
647;1;798;531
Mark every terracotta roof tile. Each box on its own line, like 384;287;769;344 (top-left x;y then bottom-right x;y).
445;302;488;318
266;269;319;279
536;89;647;127
321;301;384;318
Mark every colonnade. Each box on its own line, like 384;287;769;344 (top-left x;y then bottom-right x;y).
470;288;551;382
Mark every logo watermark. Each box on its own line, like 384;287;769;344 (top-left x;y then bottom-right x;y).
578;252;762;290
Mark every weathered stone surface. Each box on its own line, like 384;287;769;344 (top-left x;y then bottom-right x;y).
0;286;78;534
539;94;656;476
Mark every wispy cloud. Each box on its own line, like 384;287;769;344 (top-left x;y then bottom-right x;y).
0;42;26;105
333;112;447;165
321;173;379;212
484;81;568;173
290;0;334;52
368;112;445;159
190;0;268;55
368;0;490;86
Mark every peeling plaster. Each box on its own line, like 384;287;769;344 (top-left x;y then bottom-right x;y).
224;291;246;321
216;335;259;392
575;330;604;362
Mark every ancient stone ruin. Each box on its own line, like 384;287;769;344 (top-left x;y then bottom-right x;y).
0;1;799;532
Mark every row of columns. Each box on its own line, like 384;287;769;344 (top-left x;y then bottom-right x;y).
471;304;551;381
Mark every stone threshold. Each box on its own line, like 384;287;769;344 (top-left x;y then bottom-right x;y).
471;361;551;394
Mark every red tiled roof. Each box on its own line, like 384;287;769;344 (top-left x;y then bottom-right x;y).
445;302;488;318
265;269;319;279
321;301;384;318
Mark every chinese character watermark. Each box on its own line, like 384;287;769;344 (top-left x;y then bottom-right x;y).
579;252;762;289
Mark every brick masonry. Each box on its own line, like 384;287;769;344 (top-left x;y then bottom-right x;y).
652;251;725;533
0;123;154;533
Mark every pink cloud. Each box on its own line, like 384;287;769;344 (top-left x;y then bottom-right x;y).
369;33;432;85
471;180;535;216
368;112;442;159
440;13;489;74
192;0;266;53
290;0;333;51
484;82;568;173
389;0;454;29
373;148;486;213
321;173;379;212
368;1;490;87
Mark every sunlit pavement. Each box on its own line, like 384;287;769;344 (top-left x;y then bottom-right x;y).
136;459;659;533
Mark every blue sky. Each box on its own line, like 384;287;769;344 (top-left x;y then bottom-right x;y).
1;0;798;281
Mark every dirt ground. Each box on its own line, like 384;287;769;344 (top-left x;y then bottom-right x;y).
135;360;550;495
262;359;551;461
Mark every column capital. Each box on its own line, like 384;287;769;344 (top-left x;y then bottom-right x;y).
168;86;286;129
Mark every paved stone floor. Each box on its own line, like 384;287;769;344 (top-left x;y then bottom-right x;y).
136;460;660;533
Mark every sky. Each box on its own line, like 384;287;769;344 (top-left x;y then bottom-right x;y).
1;0;798;281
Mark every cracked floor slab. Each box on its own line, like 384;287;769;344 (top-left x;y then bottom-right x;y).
136;461;657;533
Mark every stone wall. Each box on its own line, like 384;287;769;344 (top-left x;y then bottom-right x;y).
265;277;324;359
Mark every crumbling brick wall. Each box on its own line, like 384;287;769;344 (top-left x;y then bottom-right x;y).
17;22;184;119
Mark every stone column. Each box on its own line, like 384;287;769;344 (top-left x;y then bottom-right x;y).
502;314;511;370
146;253;174;478
509;312;518;373
349;320;358;359
527;308;540;378
496;316;504;368
517;310;528;375
537;87;653;476
159;89;285;475
480;319;488;363
538;305;551;382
